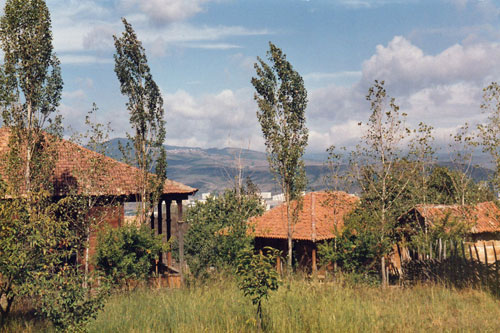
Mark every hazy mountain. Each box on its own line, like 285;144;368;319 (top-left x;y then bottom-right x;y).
103;138;327;196
101;138;494;197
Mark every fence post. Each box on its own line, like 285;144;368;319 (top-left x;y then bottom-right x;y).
483;242;489;288
473;244;484;287
492;242;498;296
439;238;443;261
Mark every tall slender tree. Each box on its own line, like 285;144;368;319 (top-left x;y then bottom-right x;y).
0;0;63;195
252;42;308;268
478;82;500;194
351;80;416;286
113;18;166;224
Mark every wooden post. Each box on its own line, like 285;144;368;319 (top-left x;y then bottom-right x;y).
483;242;488;266
474;244;481;263
166;200;172;269
157;200;163;235
492;242;498;296
438;238;442;261
150;207;155;230
483;242;489;287
276;256;281;275
176;199;184;282
157;200;163;264
312;246;317;276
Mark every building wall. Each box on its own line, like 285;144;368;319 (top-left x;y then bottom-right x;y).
87;204;124;264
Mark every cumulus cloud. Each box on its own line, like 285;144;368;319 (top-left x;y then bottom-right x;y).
121;0;210;25
361;36;500;94
164;88;264;149
299;36;500;151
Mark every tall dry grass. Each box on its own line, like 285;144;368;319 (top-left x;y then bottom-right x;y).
87;277;500;333
3;276;500;332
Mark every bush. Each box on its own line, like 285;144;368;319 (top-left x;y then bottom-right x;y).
184;189;264;278
95;225;166;288
37;265;109;332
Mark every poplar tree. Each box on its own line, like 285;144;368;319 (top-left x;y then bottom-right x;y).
0;2;108;328
351;80;415;286
251;42;308;268
0;0;63;194
113;18;166;224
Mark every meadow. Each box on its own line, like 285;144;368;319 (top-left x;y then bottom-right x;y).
3;276;500;332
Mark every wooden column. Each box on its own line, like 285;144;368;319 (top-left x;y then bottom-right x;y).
157;200;163;235
157;199;163;263
166;200;172;268
150;204;155;231
176;199;184;281
312;246;317;275
166;201;172;240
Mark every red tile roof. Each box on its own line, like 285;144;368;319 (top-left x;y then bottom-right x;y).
414;202;500;234
0;127;197;197
249;191;359;241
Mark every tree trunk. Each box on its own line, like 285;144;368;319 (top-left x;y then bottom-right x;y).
25;100;33;196
381;256;387;287
84;227;90;288
286;199;293;269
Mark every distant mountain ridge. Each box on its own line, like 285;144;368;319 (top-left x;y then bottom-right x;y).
103;138;327;195
100;138;494;197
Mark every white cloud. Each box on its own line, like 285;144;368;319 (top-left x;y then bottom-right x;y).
335;0;416;9
121;0;210;25
62;89;87;100
362;36;500;94
59;54;113;65
164;88;264;150
182;43;241;50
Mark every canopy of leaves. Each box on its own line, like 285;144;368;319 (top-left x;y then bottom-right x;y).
95;225;166;287
251;41;308;201
183;189;264;278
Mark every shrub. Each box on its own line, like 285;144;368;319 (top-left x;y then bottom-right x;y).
184;189;264;278
235;247;281;330
95;225;166;288
37;265;109;332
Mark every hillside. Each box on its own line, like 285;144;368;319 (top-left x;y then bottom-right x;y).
103;139;328;195
102;139;493;196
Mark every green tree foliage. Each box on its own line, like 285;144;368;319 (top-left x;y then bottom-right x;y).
0;0;63;194
0;1;107;328
478;82;500;193
252;42;308;268
235;246;281;331
348;80;417;285
113;18;166;224
95;225;166;289
37;265;109;333
184;189;264;278
426;166;494;205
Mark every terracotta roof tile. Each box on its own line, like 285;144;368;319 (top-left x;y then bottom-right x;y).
249;191;359;241
414;202;500;234
0;127;197;197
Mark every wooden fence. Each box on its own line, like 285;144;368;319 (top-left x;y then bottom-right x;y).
399;239;500;296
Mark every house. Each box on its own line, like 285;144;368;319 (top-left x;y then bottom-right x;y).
0;127;198;269
248;191;359;272
397;202;500;264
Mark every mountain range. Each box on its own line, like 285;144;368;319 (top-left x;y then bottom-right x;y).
102;138;494;197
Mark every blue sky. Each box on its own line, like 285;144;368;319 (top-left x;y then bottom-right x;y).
2;0;500;152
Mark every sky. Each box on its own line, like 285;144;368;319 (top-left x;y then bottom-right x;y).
2;0;500;153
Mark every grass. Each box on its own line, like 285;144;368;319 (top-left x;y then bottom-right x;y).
3;277;500;332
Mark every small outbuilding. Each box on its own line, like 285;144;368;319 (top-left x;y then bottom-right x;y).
248;191;359;273
397;201;500;264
